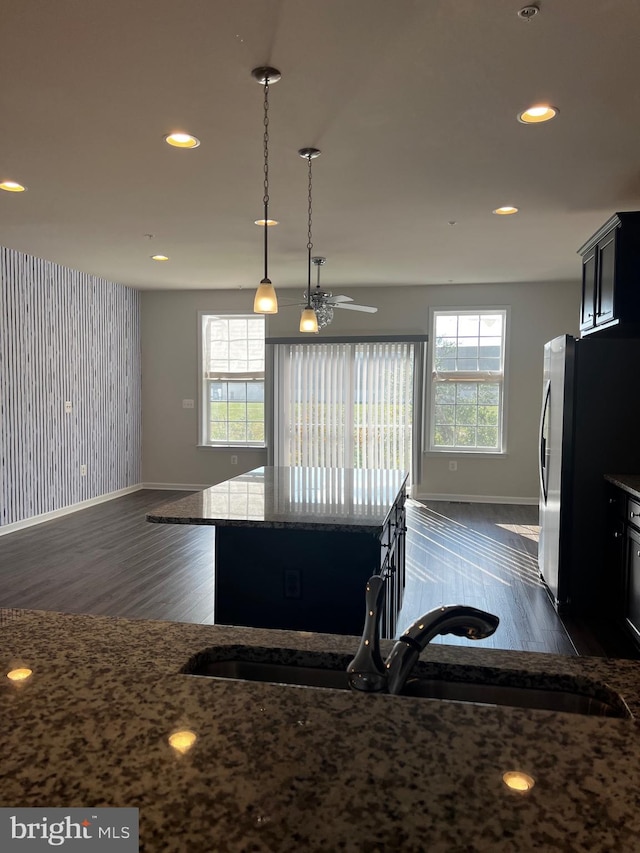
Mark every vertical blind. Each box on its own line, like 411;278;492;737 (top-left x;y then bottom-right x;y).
273;341;416;479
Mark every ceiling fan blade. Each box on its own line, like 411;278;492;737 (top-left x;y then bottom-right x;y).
328;295;353;303
334;303;378;313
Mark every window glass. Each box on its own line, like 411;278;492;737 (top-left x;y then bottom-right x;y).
201;314;265;447
430;310;506;453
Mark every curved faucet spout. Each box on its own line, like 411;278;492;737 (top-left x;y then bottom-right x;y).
347;577;500;696
385;605;499;695
346;575;387;692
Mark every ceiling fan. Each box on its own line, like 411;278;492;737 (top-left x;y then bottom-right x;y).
285;257;378;330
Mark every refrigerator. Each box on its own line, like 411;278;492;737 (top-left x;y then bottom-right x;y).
538;334;640;614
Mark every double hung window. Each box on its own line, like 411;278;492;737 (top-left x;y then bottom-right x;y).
200;314;265;447
429;309;507;453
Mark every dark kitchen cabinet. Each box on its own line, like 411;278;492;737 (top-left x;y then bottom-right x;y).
625;498;640;645
604;481;640;652
605;484;627;618
578;212;640;337
627;526;640;644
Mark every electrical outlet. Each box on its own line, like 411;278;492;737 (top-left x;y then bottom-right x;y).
182;399;195;409
80;464;87;476
64;401;72;414
230;455;238;465
449;460;458;471
284;569;301;599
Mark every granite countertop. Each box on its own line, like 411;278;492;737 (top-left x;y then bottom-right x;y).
605;473;640;502
3;609;640;851
147;466;408;533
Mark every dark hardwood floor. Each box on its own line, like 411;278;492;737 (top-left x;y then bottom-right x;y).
0;490;577;655
401;500;576;655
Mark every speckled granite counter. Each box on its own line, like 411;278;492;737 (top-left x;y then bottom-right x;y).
147;466;408;533
3;609;640;851
605;473;640;501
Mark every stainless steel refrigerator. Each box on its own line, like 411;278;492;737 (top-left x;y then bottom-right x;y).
538;334;640;614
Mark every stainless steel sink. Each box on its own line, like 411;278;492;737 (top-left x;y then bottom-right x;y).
182;647;630;718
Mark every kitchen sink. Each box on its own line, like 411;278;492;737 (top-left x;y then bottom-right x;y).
181;646;631;718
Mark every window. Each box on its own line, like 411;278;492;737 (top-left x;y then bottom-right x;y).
429;309;507;453
200;314;265;446
272;339;423;485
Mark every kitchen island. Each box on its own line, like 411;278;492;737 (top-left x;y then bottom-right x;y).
147;466;408;638
2;608;640;851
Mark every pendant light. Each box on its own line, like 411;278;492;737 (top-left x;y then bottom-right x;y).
298;147;321;333
252;66;281;314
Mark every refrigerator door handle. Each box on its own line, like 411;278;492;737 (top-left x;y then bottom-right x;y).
539;379;550;504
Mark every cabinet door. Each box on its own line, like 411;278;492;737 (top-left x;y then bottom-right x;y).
580;248;597;331
595;230;616;326
606;517;626;617
625;527;640;642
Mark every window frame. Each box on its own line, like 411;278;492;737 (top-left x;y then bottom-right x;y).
198;312;267;449
426;307;509;456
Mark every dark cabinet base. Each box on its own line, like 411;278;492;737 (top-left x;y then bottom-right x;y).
215;524;405;639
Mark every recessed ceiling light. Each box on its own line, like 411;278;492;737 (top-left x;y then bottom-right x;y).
164;132;200;149
493;206;519;215
0;180;27;192
254;219;279;226
151;255;169;261
518;105;558;124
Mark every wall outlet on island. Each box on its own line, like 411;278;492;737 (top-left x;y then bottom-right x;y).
284;569;301;599
80;464;87;476
449;460;458;471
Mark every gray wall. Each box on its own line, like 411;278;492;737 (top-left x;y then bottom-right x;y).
0;247;141;527
141;280;580;500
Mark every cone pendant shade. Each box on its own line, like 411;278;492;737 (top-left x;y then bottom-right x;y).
299;306;318;333
253;279;278;314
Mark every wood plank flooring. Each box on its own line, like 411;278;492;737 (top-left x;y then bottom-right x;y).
400;500;576;655
0;490;576;655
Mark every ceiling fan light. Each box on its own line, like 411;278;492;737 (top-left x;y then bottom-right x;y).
254;279;278;314
300;307;318;333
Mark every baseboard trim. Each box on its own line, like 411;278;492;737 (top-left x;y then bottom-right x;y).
416;492;538;506
0;485;144;537
141;483;211;491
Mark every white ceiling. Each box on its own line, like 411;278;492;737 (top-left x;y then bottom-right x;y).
1;0;640;292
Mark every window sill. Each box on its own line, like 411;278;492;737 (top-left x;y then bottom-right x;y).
424;450;507;459
197;444;268;451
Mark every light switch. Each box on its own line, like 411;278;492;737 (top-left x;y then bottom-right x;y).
182;399;195;409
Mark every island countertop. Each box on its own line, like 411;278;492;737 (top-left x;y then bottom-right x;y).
3;608;640;851
147;466;408;533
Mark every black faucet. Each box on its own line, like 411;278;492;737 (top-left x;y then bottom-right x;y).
347;575;499;695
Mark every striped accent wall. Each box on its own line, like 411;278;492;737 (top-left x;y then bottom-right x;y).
0;247;141;527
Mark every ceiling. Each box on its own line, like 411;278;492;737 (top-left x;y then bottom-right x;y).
1;0;640;292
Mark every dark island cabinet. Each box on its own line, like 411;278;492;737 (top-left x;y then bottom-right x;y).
578;212;640;337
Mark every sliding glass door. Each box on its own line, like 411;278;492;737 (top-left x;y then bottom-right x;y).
270;339;423;485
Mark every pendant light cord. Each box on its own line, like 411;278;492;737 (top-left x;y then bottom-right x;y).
306;154;313;307
262;77;271;281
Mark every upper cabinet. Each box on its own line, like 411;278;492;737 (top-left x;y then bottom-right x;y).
578;211;640;337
